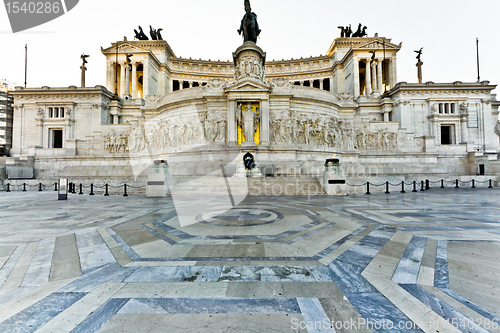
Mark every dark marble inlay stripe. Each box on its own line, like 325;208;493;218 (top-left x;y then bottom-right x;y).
108;228;142;261
400;284;489;333
0;292;86;333
344;292;423;333
441;288;500;323
59;263;138;293
434;240;449;289
142;224;177;245
70;298;129;333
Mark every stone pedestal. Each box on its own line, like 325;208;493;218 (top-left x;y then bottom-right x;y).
146;162;172;197
322;159;347;195
234;151;263;178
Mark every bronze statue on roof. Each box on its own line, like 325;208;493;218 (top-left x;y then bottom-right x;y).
238;0;261;43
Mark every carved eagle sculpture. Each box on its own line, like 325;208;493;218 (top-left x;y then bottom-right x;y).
81;54;89;64
414;48;423;61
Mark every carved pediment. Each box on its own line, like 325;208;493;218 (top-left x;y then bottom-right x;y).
355;39;401;50
225;77;271;93
101;43;149;55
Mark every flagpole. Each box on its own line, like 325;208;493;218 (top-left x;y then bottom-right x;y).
476;38;480;82
24;44;27;88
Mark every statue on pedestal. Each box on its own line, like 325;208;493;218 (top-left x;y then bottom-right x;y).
415;48;423;83
80;54;89;88
236;102;258;144
238;0;261;43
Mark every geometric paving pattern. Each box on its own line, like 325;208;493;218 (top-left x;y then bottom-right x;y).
0;189;499;332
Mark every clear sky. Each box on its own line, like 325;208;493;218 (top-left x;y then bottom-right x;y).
0;0;498;94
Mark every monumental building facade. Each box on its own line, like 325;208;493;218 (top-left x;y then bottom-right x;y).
7;30;500;185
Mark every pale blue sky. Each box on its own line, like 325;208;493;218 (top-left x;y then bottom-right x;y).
0;0;498;93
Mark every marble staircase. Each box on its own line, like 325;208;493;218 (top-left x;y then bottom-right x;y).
169;176;327;197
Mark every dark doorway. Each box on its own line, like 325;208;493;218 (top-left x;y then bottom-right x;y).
441;126;452;145
479;164;485;175
52;130;63;149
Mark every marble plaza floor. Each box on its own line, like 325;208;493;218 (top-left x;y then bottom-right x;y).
0;189;499;333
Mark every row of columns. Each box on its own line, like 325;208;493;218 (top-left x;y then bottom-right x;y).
176;81;203;90
353;57;397;98
296;79;326;90
109;61;146;98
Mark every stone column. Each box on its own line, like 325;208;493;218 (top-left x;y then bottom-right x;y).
371;61;378;92
110;63;116;95
260;99;270;145
377;61;383;93
353;57;360;98
131;62;138;98
143;60;149;96
228;100;237;144
106;61;114;93
365;59;372;95
125;63;131;96
189;81;193;88
391;58;397;87
113;115;119;125
309;80;314;87
120;63;126;97
330;77;334;92
319;79;324;90
300;81;304;86
179;80;184;90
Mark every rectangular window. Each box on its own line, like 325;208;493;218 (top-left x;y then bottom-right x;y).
52;130;63;149
450;103;455;114
61;107;65;118
441;125;453;145
444;104;449;114
49;107;53;118
439;103;443;114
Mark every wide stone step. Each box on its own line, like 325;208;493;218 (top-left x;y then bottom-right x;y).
169;177;326;196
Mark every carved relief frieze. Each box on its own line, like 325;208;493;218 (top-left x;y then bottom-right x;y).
103;112;227;154
270;112;398;151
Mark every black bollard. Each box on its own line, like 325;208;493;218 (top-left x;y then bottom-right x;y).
104;184;109;196
366;182;371;195
23;183;26;192
472;179;476;189
426;179;430;191
6;183;10;192
489;179;493;188
72;183;77;194
123;184;128;197
420;180;425;192
412;181;417;192
455;179;459;189
79;183;83;195
401;181;405;193
38;183;42;192
90;184;94;195
441;179;444;189
385;181;390;194
54;182;58;191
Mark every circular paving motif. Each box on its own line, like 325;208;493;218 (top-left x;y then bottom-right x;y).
196;208;284;227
